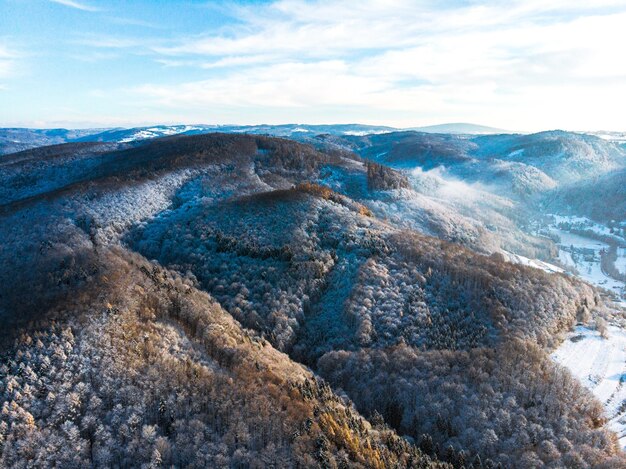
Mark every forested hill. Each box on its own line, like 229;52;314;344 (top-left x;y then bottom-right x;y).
0;133;624;468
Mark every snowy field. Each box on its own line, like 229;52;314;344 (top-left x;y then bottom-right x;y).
552;325;626;449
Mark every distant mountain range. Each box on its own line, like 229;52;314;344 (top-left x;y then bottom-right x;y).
0;122;507;156
7;123;626;159
0;123;394;155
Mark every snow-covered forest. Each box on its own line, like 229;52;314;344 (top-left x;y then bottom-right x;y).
1;131;625;468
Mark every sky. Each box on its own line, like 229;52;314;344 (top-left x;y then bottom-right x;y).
1;0;626;131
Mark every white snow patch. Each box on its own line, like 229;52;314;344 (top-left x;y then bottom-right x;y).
616;248;626;276
500;250;564;274
119;130;158;143
119;126;203;143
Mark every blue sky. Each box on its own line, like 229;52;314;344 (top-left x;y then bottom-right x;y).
1;0;626;130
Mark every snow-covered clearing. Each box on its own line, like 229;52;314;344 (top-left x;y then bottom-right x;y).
119;125;203;143
499;250;564;274
552;325;626;449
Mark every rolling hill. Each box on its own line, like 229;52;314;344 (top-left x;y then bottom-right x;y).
1;133;624;467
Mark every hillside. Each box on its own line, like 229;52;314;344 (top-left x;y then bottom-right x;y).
1;133;625;467
547;168;626;224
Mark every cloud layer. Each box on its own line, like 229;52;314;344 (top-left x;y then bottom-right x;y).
135;0;626;129
4;0;626;129
0;44;16;82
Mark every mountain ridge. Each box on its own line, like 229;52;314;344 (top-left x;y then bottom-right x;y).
1;133;624;467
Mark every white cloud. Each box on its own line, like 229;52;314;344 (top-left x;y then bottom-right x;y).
155;54;280;70
0;45;16;80
154;0;626;59
135;60;384;108
50;0;100;12
16;0;626;129
125;1;626;130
